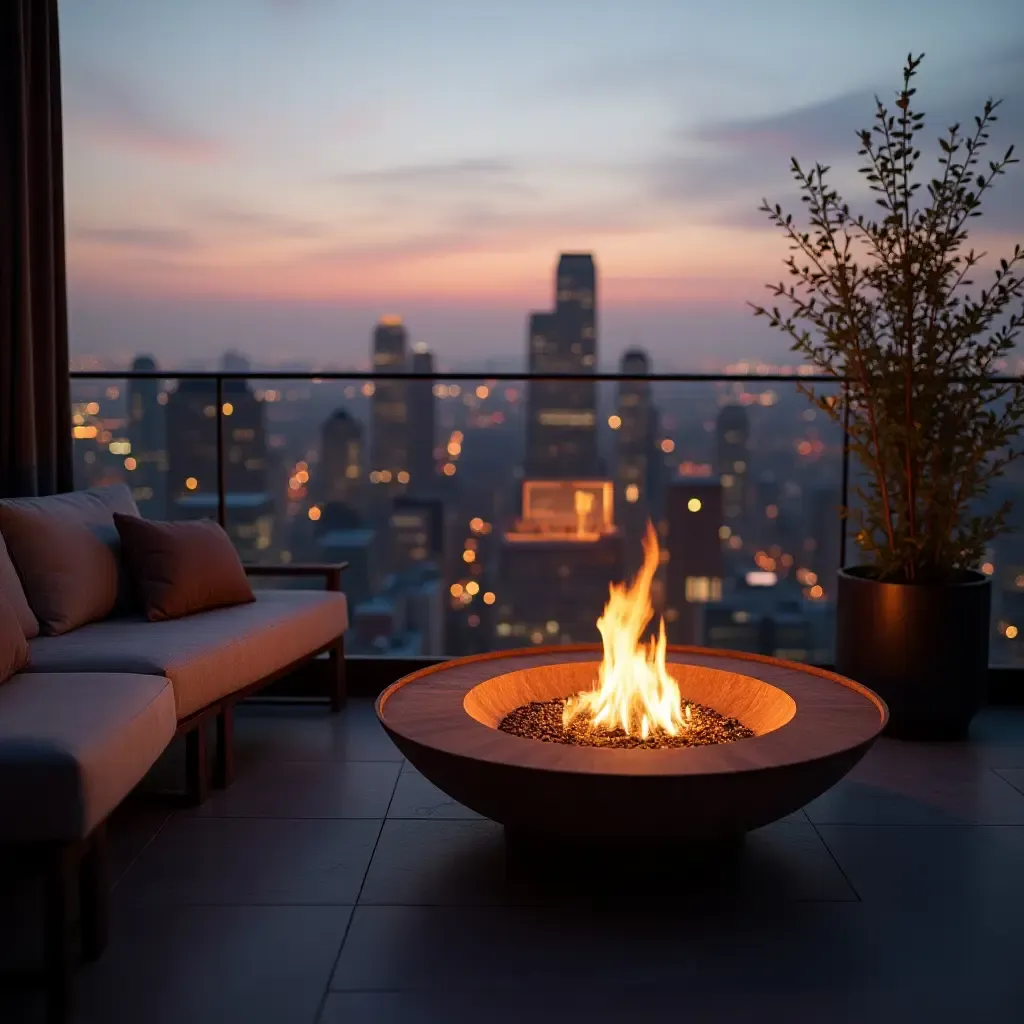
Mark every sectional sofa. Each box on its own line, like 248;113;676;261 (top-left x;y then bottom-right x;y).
0;485;348;1022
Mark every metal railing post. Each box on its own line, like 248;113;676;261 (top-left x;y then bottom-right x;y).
215;375;226;528
839;382;850;569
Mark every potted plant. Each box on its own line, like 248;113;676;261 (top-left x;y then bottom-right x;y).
752;53;1024;739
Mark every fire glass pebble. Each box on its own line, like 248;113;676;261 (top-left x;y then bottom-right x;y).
498;698;755;749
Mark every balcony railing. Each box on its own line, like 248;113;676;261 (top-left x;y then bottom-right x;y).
68;369;1024;670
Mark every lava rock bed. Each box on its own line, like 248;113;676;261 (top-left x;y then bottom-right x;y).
498;698;755;749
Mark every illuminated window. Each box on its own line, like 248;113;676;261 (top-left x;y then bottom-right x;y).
608;415;622;430
719;525;731;540
687;497;702;512
685;577;722;602
537;410;596;427
625;484;640;503
185;476;198;491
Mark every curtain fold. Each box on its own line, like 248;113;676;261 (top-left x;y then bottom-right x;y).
0;0;72;498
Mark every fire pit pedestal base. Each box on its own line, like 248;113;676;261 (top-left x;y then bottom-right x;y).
377;646;887;842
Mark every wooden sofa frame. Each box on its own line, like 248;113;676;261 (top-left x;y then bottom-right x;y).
11;561;348;1023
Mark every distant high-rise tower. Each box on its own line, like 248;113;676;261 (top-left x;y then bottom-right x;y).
370;316;409;493
525;253;599;478
220;350;251;374
716;404;750;525
665;479;725;645
320;408;364;513
127;354;167;517
615;348;653;571
408;344;436;494
166;377;272;557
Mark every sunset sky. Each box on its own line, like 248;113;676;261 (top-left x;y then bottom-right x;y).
59;0;1023;369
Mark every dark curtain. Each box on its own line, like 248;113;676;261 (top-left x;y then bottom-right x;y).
0;0;72;498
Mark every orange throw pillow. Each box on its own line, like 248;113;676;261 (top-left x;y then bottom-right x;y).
114;515;255;622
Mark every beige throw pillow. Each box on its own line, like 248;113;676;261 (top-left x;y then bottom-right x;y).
0;488;140;635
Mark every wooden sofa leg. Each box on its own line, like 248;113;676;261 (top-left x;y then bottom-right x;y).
328;635;346;713
185;724;210;805
44;844;79;1024
213;705;235;790
79;824;109;963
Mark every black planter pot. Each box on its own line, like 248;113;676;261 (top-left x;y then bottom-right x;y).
834;566;991;740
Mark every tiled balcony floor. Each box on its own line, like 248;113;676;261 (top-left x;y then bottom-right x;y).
4;701;1024;1022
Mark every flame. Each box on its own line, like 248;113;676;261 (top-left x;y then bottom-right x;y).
564;522;685;738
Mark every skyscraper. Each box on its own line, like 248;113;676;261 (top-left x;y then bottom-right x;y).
525;253;599;478
126;354;167;517
665;479;725;645
615;348;654;571
369;316;409;494
407;343;436;494
166;377;272;558
716;404;750;526
319;408;363;513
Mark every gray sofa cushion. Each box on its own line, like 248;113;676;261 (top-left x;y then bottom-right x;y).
0;672;175;842
27;589;349;719
0;484;141;635
0;534;38;639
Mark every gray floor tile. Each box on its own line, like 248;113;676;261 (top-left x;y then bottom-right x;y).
74;903;351;1024
333;902;966;995
806;740;1024;824
993;767;1024;796
358;818;854;907
115;815;380;905
106;794;173;882
188;759;400;819
817;823;1024;911
233;700;402;763
386;772;483;820
320;986;1020;1024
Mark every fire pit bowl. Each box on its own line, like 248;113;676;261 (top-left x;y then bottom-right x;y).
377;646;887;842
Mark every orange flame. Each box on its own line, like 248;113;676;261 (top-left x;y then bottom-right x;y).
563;522;685;738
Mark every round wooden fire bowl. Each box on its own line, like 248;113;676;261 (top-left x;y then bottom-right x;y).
377;646;887;842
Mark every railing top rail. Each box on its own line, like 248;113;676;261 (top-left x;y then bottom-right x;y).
68;369;1024;384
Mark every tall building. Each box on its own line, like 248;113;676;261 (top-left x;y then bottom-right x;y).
319;408;363;513
389;495;444;572
369;316;409;495
664;479;725;645
716;404;750;527
126;354;167;517
494;478;622;648
525;253;599;478
407;344;436;494
615;348;654;572
166;377;273;559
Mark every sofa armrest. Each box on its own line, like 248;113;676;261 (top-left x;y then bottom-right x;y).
243;562;349;592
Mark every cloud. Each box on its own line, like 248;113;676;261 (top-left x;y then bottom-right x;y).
63;65;227;163
300;200;654;267
73;226;199;251
642;70;1024;231
333;158;531;194
194;206;327;240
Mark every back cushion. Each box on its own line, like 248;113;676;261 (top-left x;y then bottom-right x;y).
0;591;30;685
0;486;141;636
0;533;39;639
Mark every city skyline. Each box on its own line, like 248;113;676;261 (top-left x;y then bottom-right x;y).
60;1;1023;367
